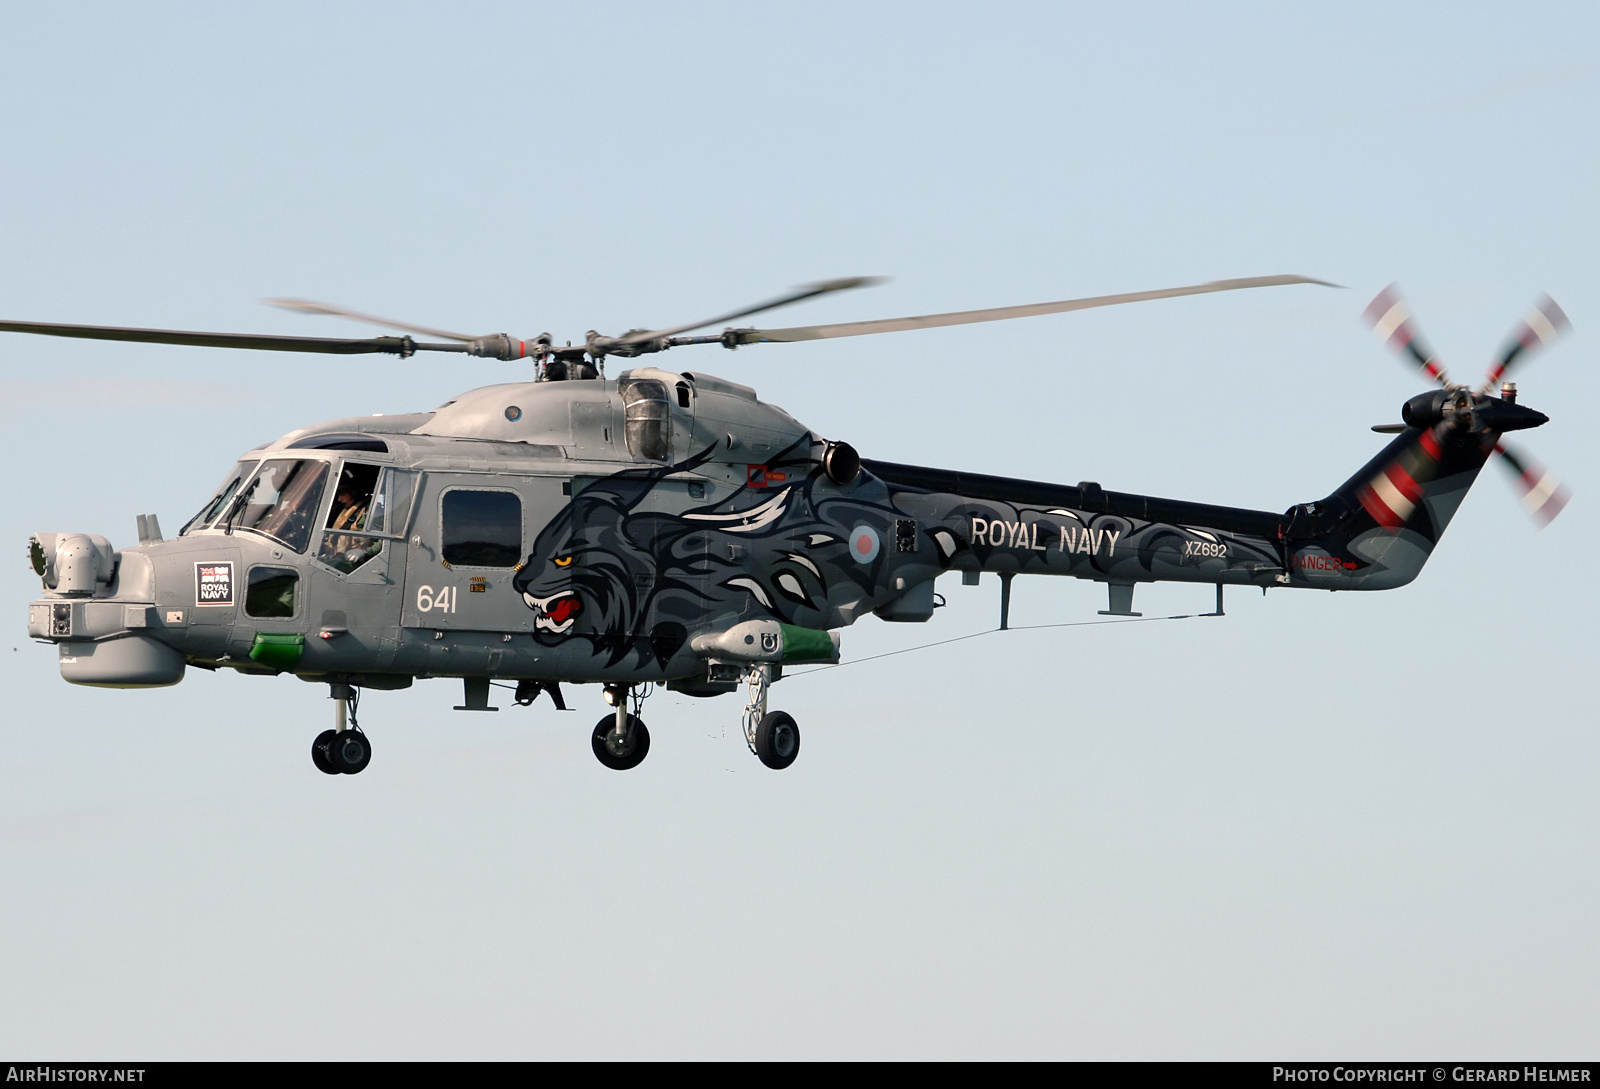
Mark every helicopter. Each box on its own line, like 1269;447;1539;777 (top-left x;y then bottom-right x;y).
13;274;1568;775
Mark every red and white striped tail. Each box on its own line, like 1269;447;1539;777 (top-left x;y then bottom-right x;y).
1357;428;1443;530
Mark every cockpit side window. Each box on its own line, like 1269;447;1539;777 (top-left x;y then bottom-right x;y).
317;462;381;573
327;463;381;535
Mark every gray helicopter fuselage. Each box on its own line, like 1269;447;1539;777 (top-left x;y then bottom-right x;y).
26;365;1495;692
27;367;948;689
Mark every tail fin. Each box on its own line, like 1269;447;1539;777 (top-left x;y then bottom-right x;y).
1282;427;1493;590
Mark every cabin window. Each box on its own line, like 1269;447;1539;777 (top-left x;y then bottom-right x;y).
245;566;298;618
621;378;671;460
441;489;522;567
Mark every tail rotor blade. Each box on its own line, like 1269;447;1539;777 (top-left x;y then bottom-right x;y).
1356;424;1448;531
1482;294;1570;392
1364;284;1450;387
1493;442;1570;526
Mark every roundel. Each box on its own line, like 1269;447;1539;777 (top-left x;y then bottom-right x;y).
848;524;881;564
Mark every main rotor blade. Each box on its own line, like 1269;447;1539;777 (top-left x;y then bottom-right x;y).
265;298;478;342
1364;284;1450;387
1494;441;1570;526
724;274;1334;345
0;318;465;355
1481;294;1570;392
609;276;886;347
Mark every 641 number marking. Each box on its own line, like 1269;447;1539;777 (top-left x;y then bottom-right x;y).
416;585;458;613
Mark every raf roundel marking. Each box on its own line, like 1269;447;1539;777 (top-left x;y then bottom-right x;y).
848;524;880;564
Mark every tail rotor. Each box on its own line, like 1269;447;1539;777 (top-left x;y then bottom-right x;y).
1493;441;1570;526
1362;284;1571;529
1482;294;1570;393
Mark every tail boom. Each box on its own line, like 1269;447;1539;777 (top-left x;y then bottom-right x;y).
864;428;1495;599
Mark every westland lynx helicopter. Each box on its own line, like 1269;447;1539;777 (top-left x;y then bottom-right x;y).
13;276;1569;774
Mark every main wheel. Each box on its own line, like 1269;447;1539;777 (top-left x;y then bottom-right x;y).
754;711;800;770
312;729;340;775
329;730;372;775
592;714;650;771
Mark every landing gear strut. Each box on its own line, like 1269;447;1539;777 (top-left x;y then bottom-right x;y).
741;664;801;770
592;684;651;771
313;682;371;775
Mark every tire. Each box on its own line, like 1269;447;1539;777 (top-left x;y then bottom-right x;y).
754;711;800;770
330;730;371;775
591;714;650;771
312;729;341;775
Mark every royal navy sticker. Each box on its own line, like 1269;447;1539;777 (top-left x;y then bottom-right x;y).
195;561;235;606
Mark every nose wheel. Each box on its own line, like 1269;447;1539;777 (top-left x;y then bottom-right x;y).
312;683;372;775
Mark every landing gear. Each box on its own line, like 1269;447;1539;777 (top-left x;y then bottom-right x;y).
312;729;340;775
313;682;371;775
329;729;372;774
592;713;650;770
592;684;651;770
754;710;800;770
741;663;801;771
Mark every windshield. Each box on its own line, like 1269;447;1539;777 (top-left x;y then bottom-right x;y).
179;460;257;536
228;458;330;553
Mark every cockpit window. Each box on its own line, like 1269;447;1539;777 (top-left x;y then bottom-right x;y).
318;463;382;573
179;460;256;536
229;459;329;553
621;378;671;460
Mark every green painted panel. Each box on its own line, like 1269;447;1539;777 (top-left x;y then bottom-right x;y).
778;623;835;663
249;632;305;670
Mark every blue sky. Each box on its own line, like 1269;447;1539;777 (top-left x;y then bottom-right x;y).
1;3;1596;1058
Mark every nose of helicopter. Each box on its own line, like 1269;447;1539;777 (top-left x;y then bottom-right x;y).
27;534;186;687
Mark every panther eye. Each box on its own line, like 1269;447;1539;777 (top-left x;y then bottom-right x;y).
552;555;573;567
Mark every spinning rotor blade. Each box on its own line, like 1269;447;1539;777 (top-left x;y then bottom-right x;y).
1482;294;1570;392
608;276;886;348
1493;441;1570;526
726;274;1335;344
1357;425;1449;530
265;298;477;342
0;318;462;356
1364;285;1449;386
